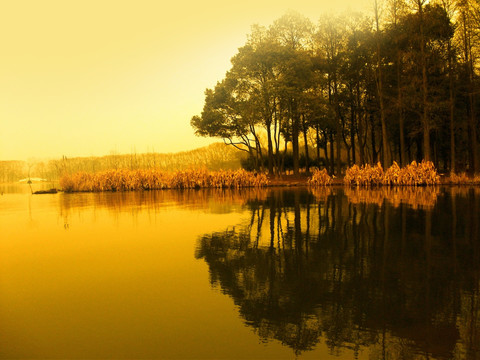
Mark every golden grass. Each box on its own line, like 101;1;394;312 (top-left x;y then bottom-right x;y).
344;161;440;186
445;172;480;185
344;162;385;186
307;168;333;186
59;169;268;192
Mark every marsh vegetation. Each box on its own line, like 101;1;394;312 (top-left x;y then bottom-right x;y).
59;168;268;192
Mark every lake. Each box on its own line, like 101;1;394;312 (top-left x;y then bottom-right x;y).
0;184;479;359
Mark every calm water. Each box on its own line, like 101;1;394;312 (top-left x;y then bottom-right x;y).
1;184;479;359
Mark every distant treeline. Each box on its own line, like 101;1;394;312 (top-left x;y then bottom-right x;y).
0;143;243;182
192;2;480;176
0;161;29;183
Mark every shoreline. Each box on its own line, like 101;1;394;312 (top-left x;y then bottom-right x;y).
46;177;480;193
267;174;480;187
5;173;480;195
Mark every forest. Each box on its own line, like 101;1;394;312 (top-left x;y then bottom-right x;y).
191;0;480;176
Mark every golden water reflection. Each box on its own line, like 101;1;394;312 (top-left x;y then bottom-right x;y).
342;186;480;209
196;187;480;359
0;188;281;359
1;186;479;359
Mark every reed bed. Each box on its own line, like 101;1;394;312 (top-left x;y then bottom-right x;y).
59;169;268;192
344;163;385;186
445;172;480;185
344;160;440;186
307;168;333;186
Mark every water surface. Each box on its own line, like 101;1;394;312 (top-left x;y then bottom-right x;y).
0;185;479;359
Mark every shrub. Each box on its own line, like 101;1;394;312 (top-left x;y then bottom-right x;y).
398;160;439;185
307;168;333;186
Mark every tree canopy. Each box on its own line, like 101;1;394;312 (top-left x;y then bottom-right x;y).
192;3;480;175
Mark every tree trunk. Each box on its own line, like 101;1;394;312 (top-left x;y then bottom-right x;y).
336;124;342;175
462;8;478;173
357;85;366;166
291;101;300;175
330;133;335;174
266;120;274;175
371;116;379;164
397;52;406;166
418;0;431;162
334;86;342;175
351;105;356;165
302;114;310;172
448;39;455;173
316;124;321;161
468;53;478;174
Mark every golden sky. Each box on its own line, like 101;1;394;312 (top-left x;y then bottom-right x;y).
0;0;371;161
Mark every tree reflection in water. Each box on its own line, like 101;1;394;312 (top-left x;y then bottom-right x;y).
195;187;480;359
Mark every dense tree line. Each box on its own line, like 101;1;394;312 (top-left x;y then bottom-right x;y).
192;0;480;175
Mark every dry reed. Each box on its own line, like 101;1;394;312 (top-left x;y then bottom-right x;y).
445;172;480;185
60;169;268;192
344;163;385;186
344;161;440;186
307;168;333;186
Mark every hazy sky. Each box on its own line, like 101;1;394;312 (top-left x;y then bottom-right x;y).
0;0;372;161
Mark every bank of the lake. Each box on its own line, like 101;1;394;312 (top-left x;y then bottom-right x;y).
55;162;480;193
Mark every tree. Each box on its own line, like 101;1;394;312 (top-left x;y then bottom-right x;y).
192;7;478;175
316;14;349;175
457;0;479;173
271;11;314;175
374;0;392;168
191;76;263;168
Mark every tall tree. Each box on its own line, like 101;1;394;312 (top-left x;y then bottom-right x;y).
374;0;392;168
316;14;348;175
458;0;479;173
440;0;458;172
387;0;408;165
271;11;314;174
413;0;432;161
